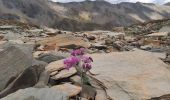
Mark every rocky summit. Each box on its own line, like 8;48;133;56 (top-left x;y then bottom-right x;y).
0;0;170;100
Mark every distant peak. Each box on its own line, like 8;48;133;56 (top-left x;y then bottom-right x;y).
164;2;170;6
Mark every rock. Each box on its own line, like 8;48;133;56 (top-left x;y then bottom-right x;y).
95;90;108;100
140;45;152;50
113;41;125;51
0;49;3;52
81;98;88;100
0;64;46;98
81;85;97;100
37;34;90;50
0;42;34;56
45;60;64;73
163;56;170;63
90;50;170;100
51;67;77;80
91;43;107;50
51;83;82;97
0;41;7;45
50;71;58;76
149;94;170;100
0;35;4;40
33;51;50;58
8;40;24;44
166;49;170;58
70;75;81;84
105;39;114;45
1;87;68;100
87;36;96;41
123;45;135;51
105;46;115;53
37;53;65;63
0;46;33;91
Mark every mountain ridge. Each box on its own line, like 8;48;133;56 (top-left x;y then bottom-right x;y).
1;0;170;31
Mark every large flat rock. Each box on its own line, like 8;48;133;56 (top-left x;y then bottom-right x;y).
37;34;90;50
90;50;170;100
0;88;68;100
0;46;33;91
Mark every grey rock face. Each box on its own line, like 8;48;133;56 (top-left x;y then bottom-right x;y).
0;65;45;98
0;46;33;91
0;87;68;100
90;50;170;100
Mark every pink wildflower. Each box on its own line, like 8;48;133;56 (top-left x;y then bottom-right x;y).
71;48;86;56
82;63;92;71
82;56;93;63
64;56;80;70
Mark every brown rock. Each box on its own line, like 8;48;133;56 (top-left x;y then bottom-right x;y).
51;67;77;80
45;60;64;73
51;83;82;97
50;71;58;76
37;34;90;50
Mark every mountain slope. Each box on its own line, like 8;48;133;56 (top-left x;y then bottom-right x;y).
0;0;59;26
52;1;170;26
1;0;170;31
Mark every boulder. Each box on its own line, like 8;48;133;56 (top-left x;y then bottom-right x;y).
0;64;46;98
0;42;34;56
90;50;170;100
51;83;82;97
0;46;33;91
1;87;68;100
51;67;77;80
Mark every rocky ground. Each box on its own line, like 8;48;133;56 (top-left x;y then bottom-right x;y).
0;20;170;100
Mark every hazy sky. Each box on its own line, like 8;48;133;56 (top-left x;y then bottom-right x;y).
51;0;170;4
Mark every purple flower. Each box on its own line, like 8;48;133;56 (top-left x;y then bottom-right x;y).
82;56;93;63
64;56;80;70
82;63;92;71
64;48;93;71
71;48;86;56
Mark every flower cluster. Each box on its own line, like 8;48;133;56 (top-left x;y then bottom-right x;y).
71;48;86;56
63;56;80;70
63;48;93;71
82;56;93;71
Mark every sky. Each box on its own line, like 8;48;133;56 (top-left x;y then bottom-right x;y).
51;0;170;4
